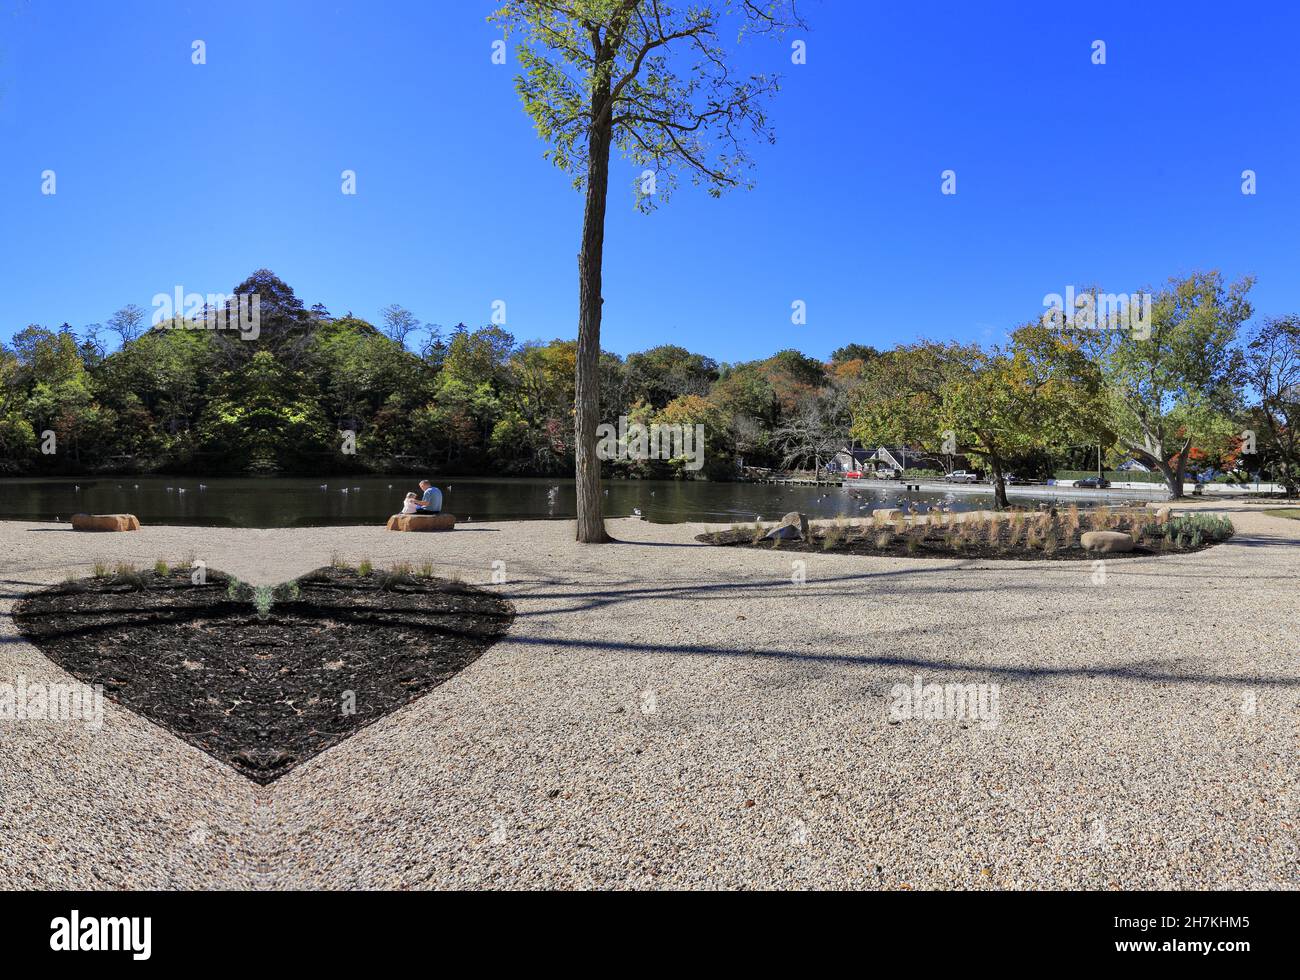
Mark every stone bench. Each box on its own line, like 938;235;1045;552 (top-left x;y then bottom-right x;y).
71;513;141;532
386;513;456;532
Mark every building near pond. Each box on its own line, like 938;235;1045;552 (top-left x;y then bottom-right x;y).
827;444;963;476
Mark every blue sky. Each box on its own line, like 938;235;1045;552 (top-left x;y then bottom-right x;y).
1;0;1297;362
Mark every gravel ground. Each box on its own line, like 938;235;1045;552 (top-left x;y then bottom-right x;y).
1;502;1297;890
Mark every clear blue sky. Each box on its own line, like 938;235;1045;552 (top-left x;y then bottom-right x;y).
1;0;1296;362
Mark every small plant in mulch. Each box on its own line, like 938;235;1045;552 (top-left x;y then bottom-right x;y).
697;508;1234;561
252;585;276;617
821;520;845;551
12;564;515;785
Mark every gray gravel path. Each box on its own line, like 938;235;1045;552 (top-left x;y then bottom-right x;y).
1;503;1296;889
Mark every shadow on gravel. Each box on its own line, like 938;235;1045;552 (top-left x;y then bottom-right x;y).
502;633;1300;688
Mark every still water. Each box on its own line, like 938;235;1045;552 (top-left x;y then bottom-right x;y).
0;476;997;528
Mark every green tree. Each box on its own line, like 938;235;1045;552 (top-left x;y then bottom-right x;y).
849;342;956;454
656;393;731;478
624;345;719;409
197;350;333;473
1088;272;1252;498
1243;315;1300;495
492;0;806;542
941;326;1108;508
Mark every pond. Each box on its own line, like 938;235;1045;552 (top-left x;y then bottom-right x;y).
0;476;999;528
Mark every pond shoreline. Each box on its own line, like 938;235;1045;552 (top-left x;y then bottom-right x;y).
0;475;1003;527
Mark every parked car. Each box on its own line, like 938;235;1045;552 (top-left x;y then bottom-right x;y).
945;470;979;484
1074;476;1111;489
991;473;1021;485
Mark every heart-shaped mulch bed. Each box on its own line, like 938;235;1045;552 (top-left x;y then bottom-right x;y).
12;566;514;784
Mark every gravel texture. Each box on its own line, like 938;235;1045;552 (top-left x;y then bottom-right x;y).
1;502;1297;890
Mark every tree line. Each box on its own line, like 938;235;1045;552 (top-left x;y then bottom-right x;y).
1;268;1296;501
0;269;845;481
850;271;1298;502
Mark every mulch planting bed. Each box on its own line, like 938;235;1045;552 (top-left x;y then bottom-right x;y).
12;566;514;784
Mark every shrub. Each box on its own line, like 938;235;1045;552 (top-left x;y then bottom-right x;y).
986;514;1002;544
1161;514;1233;546
375;569;417;591
60;571;88;593
153;559;169;576
253;586;275;617
822;522;843;550
358;558;373;576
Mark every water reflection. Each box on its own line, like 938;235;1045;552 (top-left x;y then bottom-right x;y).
0;476;1000;528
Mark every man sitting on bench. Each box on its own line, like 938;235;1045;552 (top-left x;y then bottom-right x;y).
412;479;443;514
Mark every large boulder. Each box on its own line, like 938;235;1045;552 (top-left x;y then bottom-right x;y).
71;513;140;532
1154;506;1173;523
1081;530;1135;553
386;513;457;532
764;511;809;542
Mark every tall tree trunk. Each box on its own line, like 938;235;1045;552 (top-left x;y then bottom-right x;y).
989;454;1008;510
1173;441;1193;495
574;90;615;543
1153;439;1193;499
1128;434;1184;499
1154;457;1182;499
